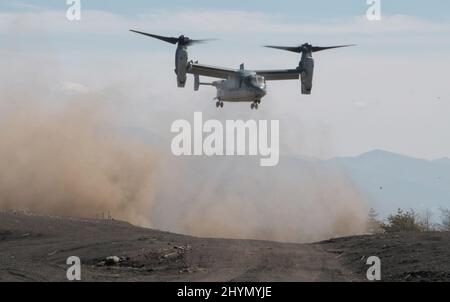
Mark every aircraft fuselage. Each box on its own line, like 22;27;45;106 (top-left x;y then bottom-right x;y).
214;71;266;103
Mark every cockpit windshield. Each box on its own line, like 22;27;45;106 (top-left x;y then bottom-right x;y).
254;76;262;84
247;75;265;88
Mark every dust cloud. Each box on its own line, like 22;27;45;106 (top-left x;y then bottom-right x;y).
157;157;369;243
0;61;368;243
0;94;157;226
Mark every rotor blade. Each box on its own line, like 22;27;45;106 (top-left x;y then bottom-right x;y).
185;39;217;46
129;30;178;44
311;44;355;52
264;45;302;53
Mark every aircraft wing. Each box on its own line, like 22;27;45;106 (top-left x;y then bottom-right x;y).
255;68;301;81
188;62;236;79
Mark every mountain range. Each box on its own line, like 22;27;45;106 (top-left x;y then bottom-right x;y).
330;150;450;220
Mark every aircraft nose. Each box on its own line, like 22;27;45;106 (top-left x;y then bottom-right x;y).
257;87;266;97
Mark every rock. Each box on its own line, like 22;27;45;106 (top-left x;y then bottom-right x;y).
178;266;207;274
179;268;191;274
105;256;121;266
174;245;192;251
162;252;178;259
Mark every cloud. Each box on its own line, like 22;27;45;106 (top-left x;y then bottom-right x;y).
7;0;43;11
60;81;89;94
353;101;368;109
1;9;450;37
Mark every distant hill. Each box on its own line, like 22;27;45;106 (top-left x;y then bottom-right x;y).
330;150;450;220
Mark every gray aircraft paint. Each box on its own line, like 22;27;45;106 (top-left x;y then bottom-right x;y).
130;30;353;109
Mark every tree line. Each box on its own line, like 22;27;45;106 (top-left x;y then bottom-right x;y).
367;207;450;234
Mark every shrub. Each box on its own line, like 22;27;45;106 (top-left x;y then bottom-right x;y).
381;209;423;233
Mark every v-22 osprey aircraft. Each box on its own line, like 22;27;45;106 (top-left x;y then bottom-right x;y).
130;30;354;110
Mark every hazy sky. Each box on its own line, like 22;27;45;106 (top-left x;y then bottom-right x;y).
1;0;450;160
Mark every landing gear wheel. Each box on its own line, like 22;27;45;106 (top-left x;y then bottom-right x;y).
257;100;261;104
220;101;224;108
251;103;255;110
255;103;259;110
216;101;220;108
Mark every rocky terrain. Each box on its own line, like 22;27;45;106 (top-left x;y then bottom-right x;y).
1;211;449;282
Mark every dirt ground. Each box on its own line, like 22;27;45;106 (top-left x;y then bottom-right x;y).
320;232;450;281
1;211;449;282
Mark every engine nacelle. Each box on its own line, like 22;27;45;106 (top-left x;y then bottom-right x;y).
299;54;314;95
175;46;188;87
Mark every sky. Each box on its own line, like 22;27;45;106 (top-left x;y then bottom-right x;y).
1;0;450;20
1;0;450;160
